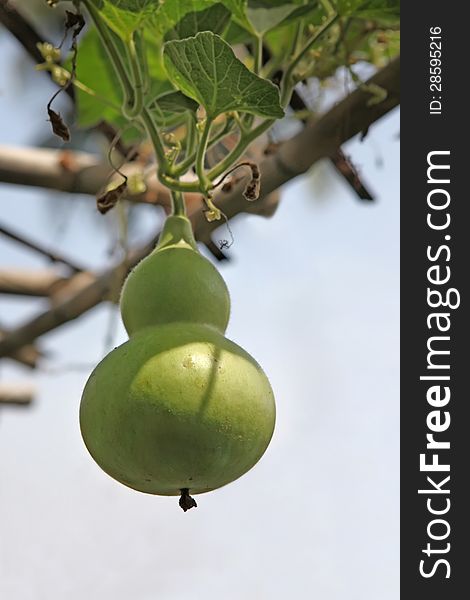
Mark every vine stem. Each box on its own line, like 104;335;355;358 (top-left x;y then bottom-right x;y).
82;0;134;108
319;0;336;17
207;118;274;181
185;115;196;162
134;28;149;94
158;173;200;193
139;107;169;172
253;34;263;75
291;17;305;57
281;12;339;107
169;117;235;177
171;190;186;216
195;117;213;192
123;32;144;119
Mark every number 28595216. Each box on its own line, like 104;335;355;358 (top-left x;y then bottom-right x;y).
429;27;442;115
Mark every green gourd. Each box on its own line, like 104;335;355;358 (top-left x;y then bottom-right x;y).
81;214;275;510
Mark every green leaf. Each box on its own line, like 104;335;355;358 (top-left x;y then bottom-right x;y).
93;0;230;39
154;1;227;36
221;0;304;35
246;2;298;35
166;3;231;40
73;26;123;127
94;0;160;39
151;91;199;113
223;20;253;45
148;91;199;126
95;0;155;8
219;0;253;32
337;0;400;23
163;31;284;119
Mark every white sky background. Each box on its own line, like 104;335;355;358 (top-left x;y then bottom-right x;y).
0;31;399;600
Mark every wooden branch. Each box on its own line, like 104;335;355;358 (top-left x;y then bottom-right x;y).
0;142;278;255
0;241;156;360
0;144;177;207
0;269;68;296
0;223;85;272
0;383;34;405
3;343;41;368
331;148;373;201
0;145;111;195
10;345;41;368
0;58;400;362
0;323;42;368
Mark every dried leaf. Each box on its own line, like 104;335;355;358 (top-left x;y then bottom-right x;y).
221;180;233;193
47;107;70;142
96;181;127;214
65;11;85;36
242;163;260;201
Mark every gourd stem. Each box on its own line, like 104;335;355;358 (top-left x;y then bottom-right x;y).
171;190;186;216
179;488;197;512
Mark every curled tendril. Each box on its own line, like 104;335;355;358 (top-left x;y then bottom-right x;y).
218;212;234;250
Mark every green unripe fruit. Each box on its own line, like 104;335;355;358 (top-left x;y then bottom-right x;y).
80;323;276;497
120;216;230;334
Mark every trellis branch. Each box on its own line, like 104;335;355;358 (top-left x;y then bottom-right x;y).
0;269;69;296
0;223;85;272
0;325;41;368
0;144;175;207
0;241;155;360
0;383;35;405
0;145;112;196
